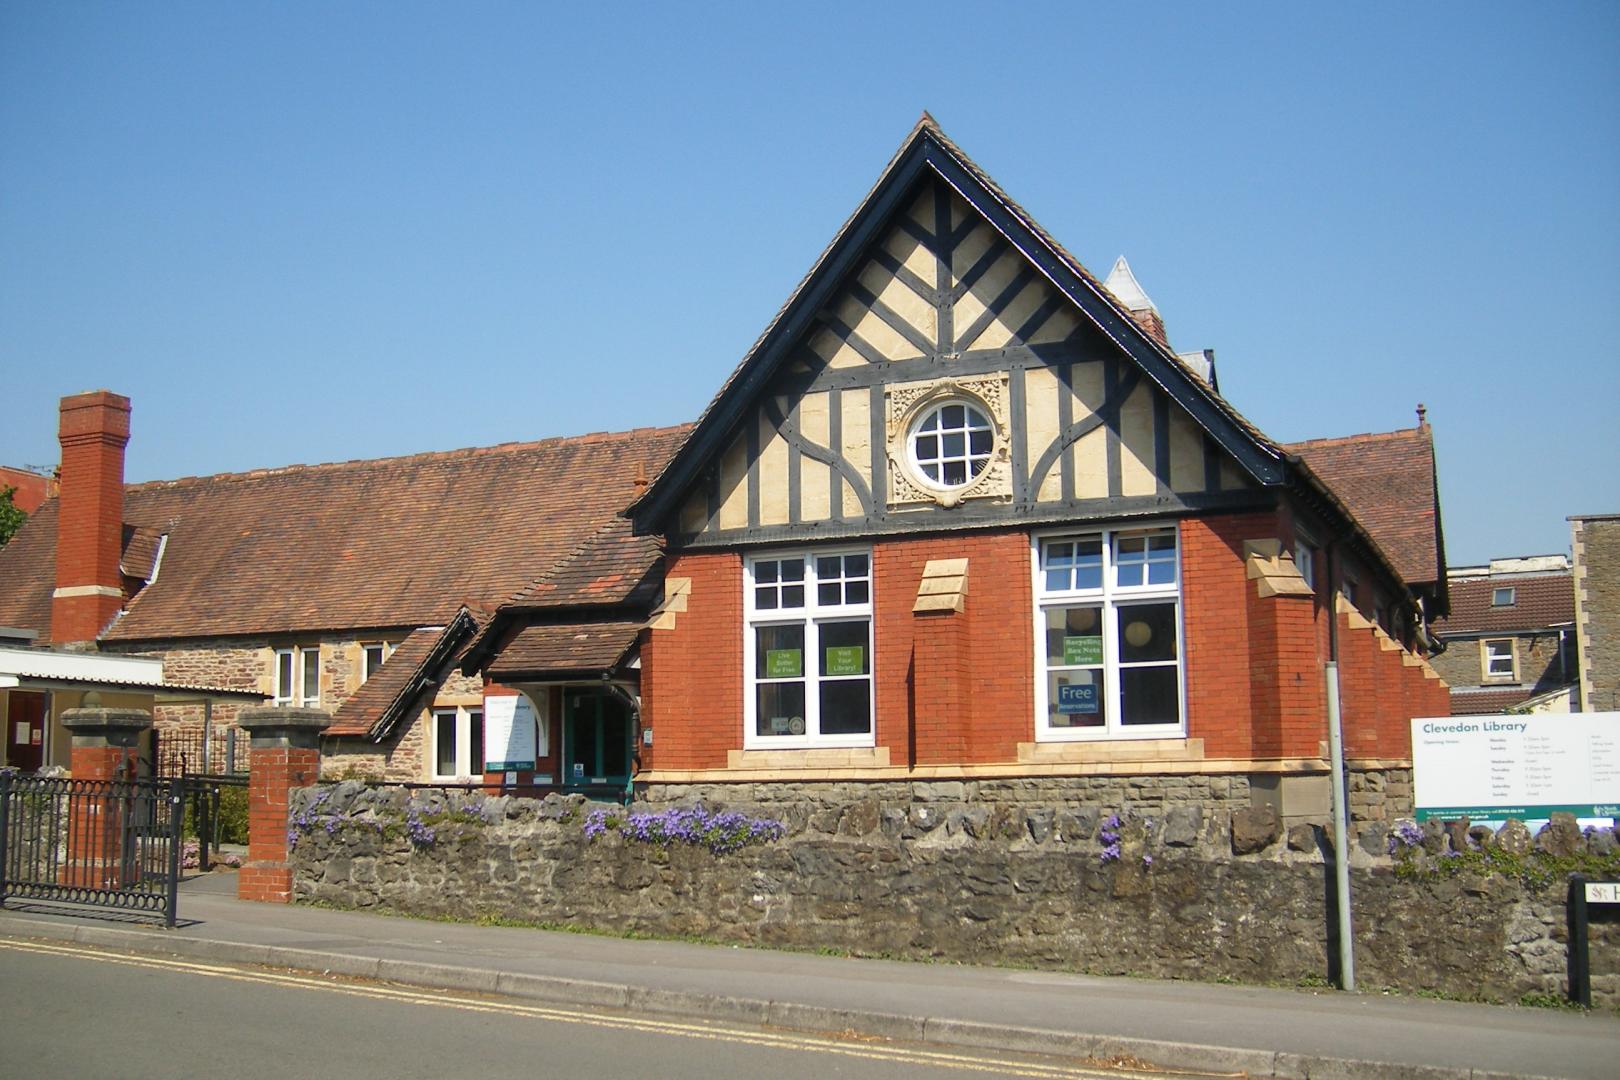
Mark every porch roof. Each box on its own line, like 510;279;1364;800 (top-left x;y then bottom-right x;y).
485;618;643;681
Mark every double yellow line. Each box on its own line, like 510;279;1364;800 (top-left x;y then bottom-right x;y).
0;937;1192;1078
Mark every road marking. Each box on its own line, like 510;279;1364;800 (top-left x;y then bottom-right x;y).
0;937;1208;1078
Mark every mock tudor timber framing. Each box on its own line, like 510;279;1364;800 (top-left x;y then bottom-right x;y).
631;123;1282;550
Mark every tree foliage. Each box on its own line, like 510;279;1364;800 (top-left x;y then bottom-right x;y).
0;485;26;547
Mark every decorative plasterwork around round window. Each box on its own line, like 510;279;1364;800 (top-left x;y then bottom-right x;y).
885;374;1012;509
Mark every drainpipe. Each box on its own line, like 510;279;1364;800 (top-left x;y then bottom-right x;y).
1324;539;1356;991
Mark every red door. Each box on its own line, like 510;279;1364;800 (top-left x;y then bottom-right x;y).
4;691;47;772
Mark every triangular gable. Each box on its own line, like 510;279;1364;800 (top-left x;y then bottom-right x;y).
629;116;1285;541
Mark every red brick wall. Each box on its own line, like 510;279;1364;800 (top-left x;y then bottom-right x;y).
1183;513;1336;761
645;531;1033;769
874;531;1033;765
241;743;320;903
644;514;1424;772
641;551;743;771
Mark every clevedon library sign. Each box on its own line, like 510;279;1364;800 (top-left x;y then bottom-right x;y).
1411;713;1620;821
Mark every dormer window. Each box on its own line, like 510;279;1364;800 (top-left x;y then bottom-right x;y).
1492;587;1516;607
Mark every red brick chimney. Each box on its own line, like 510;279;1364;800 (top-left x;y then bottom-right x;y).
52;391;131;643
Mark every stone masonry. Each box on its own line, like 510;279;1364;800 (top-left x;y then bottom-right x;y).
1572;515;1620;713
288;781;1614;1006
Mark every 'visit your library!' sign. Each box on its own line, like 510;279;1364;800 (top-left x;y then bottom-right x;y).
1411;712;1620;821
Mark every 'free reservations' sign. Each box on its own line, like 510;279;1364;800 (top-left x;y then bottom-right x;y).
1411;712;1620;821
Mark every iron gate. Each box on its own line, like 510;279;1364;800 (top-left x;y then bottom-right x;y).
0;771;184;926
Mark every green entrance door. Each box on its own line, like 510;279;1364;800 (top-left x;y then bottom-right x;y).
562;688;632;790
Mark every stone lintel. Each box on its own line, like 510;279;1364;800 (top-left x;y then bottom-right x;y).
61;707;152;747
238;705;332;749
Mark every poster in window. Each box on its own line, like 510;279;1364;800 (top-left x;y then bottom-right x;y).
483;693;542;771
824;645;864;676
1057;683;1099;714
1062;636;1103;665
765;649;803;678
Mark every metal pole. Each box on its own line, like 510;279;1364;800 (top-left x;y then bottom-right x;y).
1325;661;1355;991
0;771;12;908
165;785;183;927
1568;876;1590;1007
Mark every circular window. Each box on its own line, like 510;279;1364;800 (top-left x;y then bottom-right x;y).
909;401;994;488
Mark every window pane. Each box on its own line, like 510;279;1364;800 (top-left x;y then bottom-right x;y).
1120;666;1179;726
782;585;804;608
435;714;456;775
755;587;778;610
818;582;841;606
942;404;964;427
755;561;779;584
1047;669;1105;728
820;680;871;735
942;461;965;485
969;430;992;455
1044;606;1103;666
780;559;804;582
816;555;841;579
756;682;806;737
755;624;805;679
845;553;868;577
364;645;385;680
942;431;964;457
302;651;319;704
819;620;870;676
845;580;869;605
468;711;484;775
1117;603;1177;663
276;652;293;699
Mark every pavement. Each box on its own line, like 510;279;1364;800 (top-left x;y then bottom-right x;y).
1;869;1616;1079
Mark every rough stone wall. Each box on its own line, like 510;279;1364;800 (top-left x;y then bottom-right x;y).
1346;767;1412;825
1572;516;1620;713
289;783;1619;1007
1430;633;1572;695
319;664;486;782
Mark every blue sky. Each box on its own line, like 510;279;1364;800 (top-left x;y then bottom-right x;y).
2;2;1616;566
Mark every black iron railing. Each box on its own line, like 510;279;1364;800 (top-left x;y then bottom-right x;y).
0;772;184;926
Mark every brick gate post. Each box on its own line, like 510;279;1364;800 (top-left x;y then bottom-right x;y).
60;707;152;889
236;706;330;903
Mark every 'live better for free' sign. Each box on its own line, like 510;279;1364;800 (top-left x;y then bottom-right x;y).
1411;712;1620;821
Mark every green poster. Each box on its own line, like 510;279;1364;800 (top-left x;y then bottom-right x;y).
824;645;864;676
765;649;803;678
1062;635;1102;665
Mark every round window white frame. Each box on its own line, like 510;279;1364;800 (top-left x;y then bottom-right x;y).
907;399;995;491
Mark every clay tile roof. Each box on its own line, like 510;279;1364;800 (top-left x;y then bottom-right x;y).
1284;426;1444;589
119;525;164;582
324;627;444;737
485;618;644;680
0;426;691;642
1432;574;1573;636
505;516;663;611
1449;686;1536;716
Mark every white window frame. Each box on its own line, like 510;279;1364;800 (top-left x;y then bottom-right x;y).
430;705;485;781
743;547;874;750
272;646;322;707
1482;639;1518;682
1294;539;1316;592
361;641;392;684
908;400;994;491
1033;525;1186;742
1492;586;1516;608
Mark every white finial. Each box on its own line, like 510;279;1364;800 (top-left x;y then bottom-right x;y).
1103;256;1157;314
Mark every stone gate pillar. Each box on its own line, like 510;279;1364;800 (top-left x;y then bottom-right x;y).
60;706;152;889
237;706;329;903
